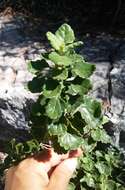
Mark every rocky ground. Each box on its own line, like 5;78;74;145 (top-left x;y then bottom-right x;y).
0;13;125;157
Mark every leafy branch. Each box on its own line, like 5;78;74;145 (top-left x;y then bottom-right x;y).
1;23;125;190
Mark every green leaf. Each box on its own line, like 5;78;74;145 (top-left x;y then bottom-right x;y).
83;97;102;118
27;76;45;93
40;96;47;106
95;162;111;175
70;53;84;64
102;116;109;125
74;104;97;128
48;123;67;136
67;41;83;49
73;61;95;78
31;100;44;116
105;180;117;190
46;98;63;119
52;68;68;80
81;139;97;153
67;84;81;96
81;79;92;94
46;31;65;52
43;84;62;98
72;97;103;131
83;125;91;134
92;101;102;118
91;128;102;142
24;140;40;154
67;183;75;190
27;59;48;74
55;23;75;44
15;143;24;155
58;133;83;150
95;151;103;159
105;151;119;167
81;173;95;188
80;156;95;172
49;52;72;66
99;180;117;190
67;79;92;95
91;128;111;143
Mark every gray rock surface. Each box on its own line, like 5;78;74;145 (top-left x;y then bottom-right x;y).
0;88;35;142
81;34;125;148
0;15;44;147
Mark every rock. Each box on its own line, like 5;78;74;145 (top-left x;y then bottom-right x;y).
0;87;36;144
90;62;109;100
0;15;44;146
81;35;112;102
110;51;125;148
111;61;125;100
81;34;125;149
81;34;115;62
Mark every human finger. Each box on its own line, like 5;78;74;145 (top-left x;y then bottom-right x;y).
47;158;77;190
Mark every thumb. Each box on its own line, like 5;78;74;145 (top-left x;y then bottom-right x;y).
47;158;77;190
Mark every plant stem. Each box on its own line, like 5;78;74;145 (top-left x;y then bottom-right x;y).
66;117;83;137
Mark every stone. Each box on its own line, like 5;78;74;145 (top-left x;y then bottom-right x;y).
0;87;36;144
81;34;125;149
81;34;114;62
110;53;125;148
0;14;45;149
90;62;109;100
0;14;42;145
111;61;125;100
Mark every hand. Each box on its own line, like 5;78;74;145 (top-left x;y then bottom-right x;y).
4;148;82;190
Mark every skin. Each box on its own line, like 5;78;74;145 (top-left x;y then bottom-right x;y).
4;148;82;190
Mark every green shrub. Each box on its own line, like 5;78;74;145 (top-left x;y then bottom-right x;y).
1;24;125;190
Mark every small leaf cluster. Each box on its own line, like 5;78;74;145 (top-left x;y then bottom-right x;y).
1;24;125;189
0;139;41;175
